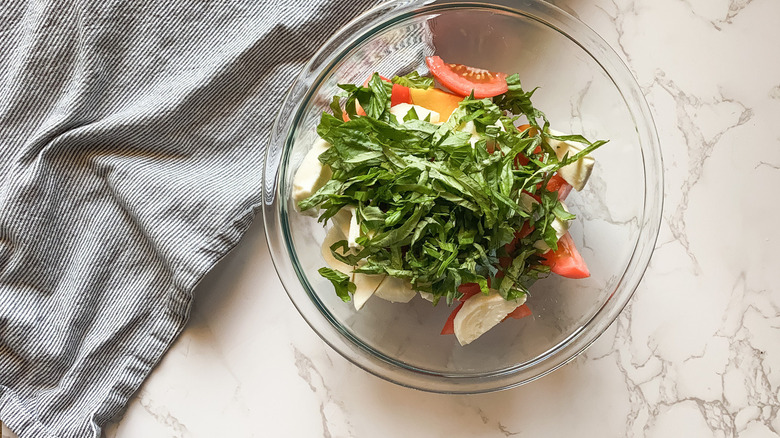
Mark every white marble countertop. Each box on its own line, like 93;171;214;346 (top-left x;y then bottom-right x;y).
6;0;780;436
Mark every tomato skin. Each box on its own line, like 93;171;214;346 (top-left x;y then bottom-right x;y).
391;83;411;106
514;124;542;167
457;283;482;300
517;222;533;239
546;174;573;201
425;56;508;99
440;301;464;335
504;304;532;321
541;232;590;278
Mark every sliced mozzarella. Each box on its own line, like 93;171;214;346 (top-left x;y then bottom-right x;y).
454;289;525;346
320;224;354;273
352;272;386;310
390;103;440;124
458;120;482;148
546;130;595;191
321;216;385;310
329;205;362;249
419;291;435;302
330;206;353;239
374;276;416;303
347;207;361;249
533;201;570;252
293;138;332;215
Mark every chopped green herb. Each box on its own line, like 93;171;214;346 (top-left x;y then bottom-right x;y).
300;71;606;306
391;71;434;89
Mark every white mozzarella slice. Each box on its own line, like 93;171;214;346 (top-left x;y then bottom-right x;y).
293;138;332;215
321;216;385;310
330;206;353;239
458;120;482;148
546;130;595;191
373;276;416;303
330;205;362;249
347;207;361;249
321;225;353;273
390;103;440;124
352;273;386;310
419;291;434;302
453;289;525;346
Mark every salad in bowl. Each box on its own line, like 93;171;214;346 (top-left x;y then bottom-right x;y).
263;0;661;393
292;56;606;346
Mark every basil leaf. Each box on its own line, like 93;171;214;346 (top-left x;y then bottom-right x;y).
318;267;355;302
391;71;434;89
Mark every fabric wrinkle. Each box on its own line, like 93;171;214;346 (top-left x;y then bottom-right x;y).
0;0;386;437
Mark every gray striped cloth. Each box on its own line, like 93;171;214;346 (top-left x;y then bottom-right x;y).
0;1;377;437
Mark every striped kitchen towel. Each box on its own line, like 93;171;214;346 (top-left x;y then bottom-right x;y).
0;0;378;436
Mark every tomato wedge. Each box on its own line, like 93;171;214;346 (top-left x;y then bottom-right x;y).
390;84;411;106
440;301;464;335
425;56;508;99
514;124;542;167
440;283;483;335
504;304;532;321
362;75;412;107
541;232;590;278
457;283;482;300
546;174;573;201
516;222;533;239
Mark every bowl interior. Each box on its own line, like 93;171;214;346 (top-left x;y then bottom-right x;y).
267;1;659;392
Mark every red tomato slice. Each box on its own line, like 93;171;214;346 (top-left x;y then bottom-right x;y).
514;124;543;167
362;75;412;107
546;174;573;201
457;283;482;301
425;56;508;99
504;304;532;321
514;153;529;167
440;301;464;335
516;222;533;239
541;232;590;279
391;83;412;106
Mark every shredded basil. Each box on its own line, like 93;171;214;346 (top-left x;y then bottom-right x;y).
300;72;606;304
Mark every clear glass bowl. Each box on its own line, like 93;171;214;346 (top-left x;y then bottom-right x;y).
263;0;663;393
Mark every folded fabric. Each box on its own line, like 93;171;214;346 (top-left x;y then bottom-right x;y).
0;0;378;436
